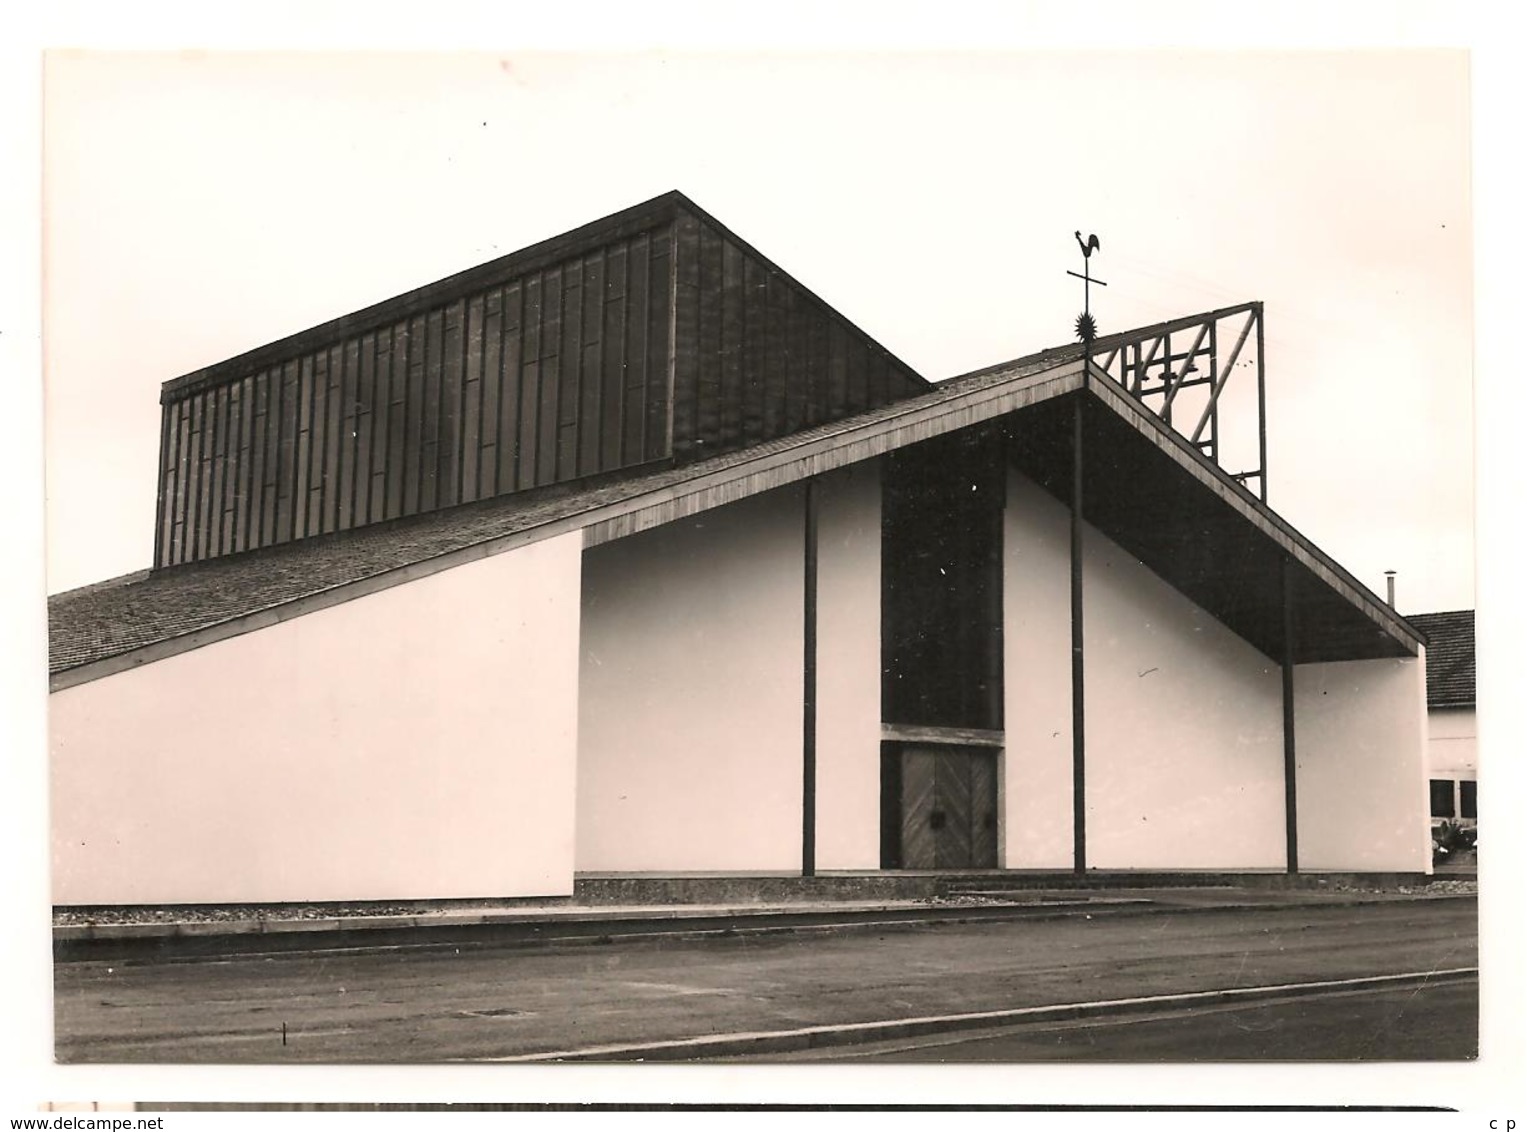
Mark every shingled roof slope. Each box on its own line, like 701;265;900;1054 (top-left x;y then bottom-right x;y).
1408;609;1476;708
50;348;1068;680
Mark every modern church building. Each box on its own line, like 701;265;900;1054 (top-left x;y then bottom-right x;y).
47;192;1432;908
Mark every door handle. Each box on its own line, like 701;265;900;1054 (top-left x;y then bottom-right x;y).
929;810;947;830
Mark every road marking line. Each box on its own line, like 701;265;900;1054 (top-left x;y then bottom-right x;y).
479;967;1479;1062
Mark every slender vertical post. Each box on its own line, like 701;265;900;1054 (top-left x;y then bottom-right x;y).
1255;302;1268;504
1281;557;1299;874
802;477;819;877
1207;317;1219;464
152;402;171;569
1070;391;1087;874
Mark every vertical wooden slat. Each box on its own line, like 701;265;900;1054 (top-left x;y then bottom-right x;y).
322;346;344;530
671;214;701;458
173;399;192;564
437;301;463;508
558;258;585;481
376;323;398;520
647;228;673;459
827;321;848;424
161;400;180;566
236;376;255;554
356;334;377;523
479;289;503;499
461;293;485;503
264;366;280;547
537;268;563;485
899;749;937;869
194;392;212;560
307;349;329;534
195;388;216;562
760;271;781;438
518;274;542;489
870;350;890;408
738;257;762;446
719;238;743;447
383;323;406;520
623;235;650;466
209;386;228;558
246;373;263;549
577;252;604;478
195;394;216;562
420;308;443;513
280;361;300;543
291;356;313;541
498;281;524;494
810;300;832;427
252;370;273;549
222;382;242;554
788;280;807;432
401;318;423;517
153;403;172;568
162;401;179;565
848;339;868;414
600;242;627;470
185;393;201;561
695;225;723;454
329;340;349;528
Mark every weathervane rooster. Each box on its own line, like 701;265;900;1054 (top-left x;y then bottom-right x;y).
1067;230;1107;344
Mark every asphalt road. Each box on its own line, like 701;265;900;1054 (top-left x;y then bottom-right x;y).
733;979;1479;1062
54;898;1476;1063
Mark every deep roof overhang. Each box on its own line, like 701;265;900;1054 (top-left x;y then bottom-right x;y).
1003;367;1419;664
51;339;1419;691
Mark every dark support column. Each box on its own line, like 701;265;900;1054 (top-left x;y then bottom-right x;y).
802;478;819;877
1070;393;1087;874
1256;302;1268;504
1281;557;1299;874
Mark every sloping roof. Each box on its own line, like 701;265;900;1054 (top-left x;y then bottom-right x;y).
48;312;1423;690
1407;609;1476;708
50;350;1068;688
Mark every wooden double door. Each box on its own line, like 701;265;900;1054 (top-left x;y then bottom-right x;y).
894;746;999;869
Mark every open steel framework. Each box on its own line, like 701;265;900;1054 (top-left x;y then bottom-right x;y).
1088;301;1267;501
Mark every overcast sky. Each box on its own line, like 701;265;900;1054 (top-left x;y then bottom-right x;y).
42;48;1473;612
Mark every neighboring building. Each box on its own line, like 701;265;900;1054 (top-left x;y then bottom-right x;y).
1408;610;1476;828
46;192;1433;908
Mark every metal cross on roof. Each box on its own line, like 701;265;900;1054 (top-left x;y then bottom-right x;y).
1068;230;1107;344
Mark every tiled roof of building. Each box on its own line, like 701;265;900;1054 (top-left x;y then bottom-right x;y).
1407;609;1476;708
49;348;1071;681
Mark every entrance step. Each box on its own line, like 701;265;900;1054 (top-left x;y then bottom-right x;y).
571;870;1433;906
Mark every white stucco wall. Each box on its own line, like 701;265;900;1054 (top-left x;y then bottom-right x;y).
1295;655;1430;872
1002;470;1075;868
1427;706;1477;779
813;463;884;870
1080;529;1286;870
50;532;585;906
1003;468;1391;872
576;484;807;872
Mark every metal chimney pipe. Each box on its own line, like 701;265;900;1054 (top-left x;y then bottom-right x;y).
1384;570;1397;608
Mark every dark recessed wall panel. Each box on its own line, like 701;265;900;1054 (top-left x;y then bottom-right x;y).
669;212;925;464
881;429;1005;731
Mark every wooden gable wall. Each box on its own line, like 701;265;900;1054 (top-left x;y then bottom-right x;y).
153;193;924;569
